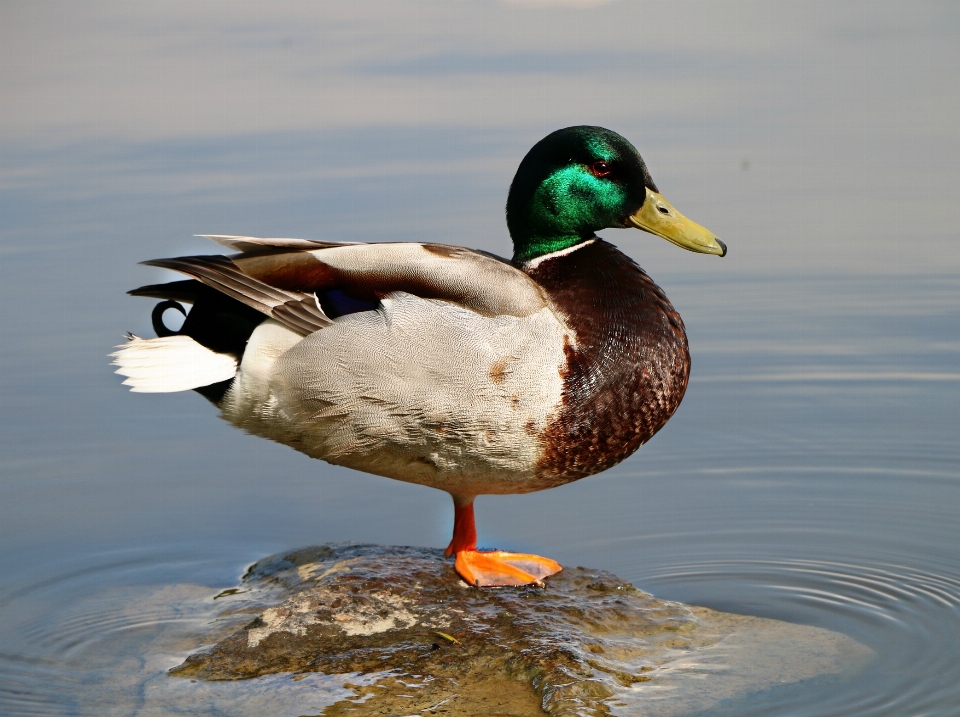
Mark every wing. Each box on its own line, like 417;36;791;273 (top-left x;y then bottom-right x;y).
226;238;547;319
137;238;547;337
140;255;332;336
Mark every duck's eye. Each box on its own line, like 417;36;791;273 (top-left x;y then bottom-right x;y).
589;161;612;178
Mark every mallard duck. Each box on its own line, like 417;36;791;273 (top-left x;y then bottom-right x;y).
113;126;725;587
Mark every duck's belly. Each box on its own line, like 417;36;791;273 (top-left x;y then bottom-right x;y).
221;293;570;496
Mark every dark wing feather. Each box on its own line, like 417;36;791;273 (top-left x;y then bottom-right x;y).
141;255;331;336
128;279;207;304
273;297;333;335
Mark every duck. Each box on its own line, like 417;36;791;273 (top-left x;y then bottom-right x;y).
112;126;726;587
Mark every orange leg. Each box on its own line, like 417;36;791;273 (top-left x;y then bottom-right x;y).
444;499;478;556
444;496;562;587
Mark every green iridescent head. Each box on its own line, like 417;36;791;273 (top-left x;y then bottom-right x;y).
507;126;726;264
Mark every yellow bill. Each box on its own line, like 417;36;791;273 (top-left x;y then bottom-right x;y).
628;188;726;256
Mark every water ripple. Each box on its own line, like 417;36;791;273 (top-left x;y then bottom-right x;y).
641;557;960;716
3;533;960;717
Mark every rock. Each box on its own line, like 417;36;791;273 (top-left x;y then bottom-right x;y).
170;544;872;716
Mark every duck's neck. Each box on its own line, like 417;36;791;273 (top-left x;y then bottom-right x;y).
507;172;602;264
512;233;592;265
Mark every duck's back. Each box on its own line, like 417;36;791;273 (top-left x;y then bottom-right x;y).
525;239;690;487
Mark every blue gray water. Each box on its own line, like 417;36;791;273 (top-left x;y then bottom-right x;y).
2;2;959;715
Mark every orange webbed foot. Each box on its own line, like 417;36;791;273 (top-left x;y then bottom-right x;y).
454;549;562;587
444;496;562;587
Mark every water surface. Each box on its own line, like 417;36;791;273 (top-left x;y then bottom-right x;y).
2;2;959;715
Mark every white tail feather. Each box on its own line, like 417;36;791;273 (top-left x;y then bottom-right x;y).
111;335;237;393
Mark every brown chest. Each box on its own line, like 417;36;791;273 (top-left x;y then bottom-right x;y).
526;240;690;485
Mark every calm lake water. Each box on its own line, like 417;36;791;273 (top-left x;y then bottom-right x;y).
2;3;959;715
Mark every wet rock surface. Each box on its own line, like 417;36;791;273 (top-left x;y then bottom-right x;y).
171;544;872;716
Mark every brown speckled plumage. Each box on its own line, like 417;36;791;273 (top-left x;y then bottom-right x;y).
528;239;690;486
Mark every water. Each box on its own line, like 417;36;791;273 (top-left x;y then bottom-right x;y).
2;2;959;715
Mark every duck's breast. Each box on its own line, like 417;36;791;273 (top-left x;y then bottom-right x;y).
525;239;691;486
